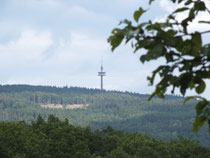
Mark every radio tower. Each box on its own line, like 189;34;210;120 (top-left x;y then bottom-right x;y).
98;57;106;90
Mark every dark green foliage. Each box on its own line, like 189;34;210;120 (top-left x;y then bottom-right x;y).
0;116;209;158
0;85;209;146
108;0;210;132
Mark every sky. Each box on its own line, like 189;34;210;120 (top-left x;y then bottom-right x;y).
0;0;210;98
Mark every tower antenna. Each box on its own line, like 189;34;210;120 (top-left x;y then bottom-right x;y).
98;57;106;90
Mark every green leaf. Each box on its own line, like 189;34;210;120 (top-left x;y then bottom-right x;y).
140;54;150;63
178;0;183;3
137;38;154;50
189;80;195;89
157;92;164;98
199;21;210;24
194;1;206;11
140;43;164;63
108;29;124;51
166;29;177;37
192;32;202;54
193;115;207;133
184;96;194;104
173;7;189;14
151;43;164;58
178;73;193;95
134;8;146;22
195;100;207;115
185;0;192;5
148;92;156;101
177;39;191;55
149;0;155;5
195;80;206;94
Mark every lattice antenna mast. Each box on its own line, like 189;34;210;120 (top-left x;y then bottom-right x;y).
98;57;106;90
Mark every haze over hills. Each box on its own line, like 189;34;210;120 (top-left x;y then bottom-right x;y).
0;84;209;146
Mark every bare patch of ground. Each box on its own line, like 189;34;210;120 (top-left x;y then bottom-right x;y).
41;104;88;109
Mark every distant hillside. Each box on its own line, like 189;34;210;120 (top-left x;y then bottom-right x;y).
0;84;209;146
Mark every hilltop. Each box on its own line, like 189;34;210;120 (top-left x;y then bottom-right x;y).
0;84;209;146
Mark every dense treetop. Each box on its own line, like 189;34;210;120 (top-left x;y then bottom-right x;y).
0;115;209;158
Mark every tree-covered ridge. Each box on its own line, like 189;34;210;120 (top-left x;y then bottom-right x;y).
0;84;209;146
0;115;209;158
0;84;181;98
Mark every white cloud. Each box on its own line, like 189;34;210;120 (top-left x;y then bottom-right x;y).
159;0;175;12
65;5;116;26
50;31;109;65
11;0;63;9
1;1;117;37
0;29;111;88
35;0;62;8
0;27;151;92
0;29;52;61
116;0;142;7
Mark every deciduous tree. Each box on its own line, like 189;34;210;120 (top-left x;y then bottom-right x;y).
108;0;210;132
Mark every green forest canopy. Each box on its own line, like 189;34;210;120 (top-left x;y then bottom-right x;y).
0;115;209;158
0;84;209;146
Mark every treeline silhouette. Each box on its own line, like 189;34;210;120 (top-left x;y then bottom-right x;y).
0;115;209;158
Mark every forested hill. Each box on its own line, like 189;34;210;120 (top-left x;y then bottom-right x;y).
0;84;181;99
0;84;102;94
0;84;209;146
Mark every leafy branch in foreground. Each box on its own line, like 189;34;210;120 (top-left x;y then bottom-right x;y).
108;0;210;132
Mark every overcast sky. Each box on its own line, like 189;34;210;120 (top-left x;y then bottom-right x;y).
0;0;210;98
